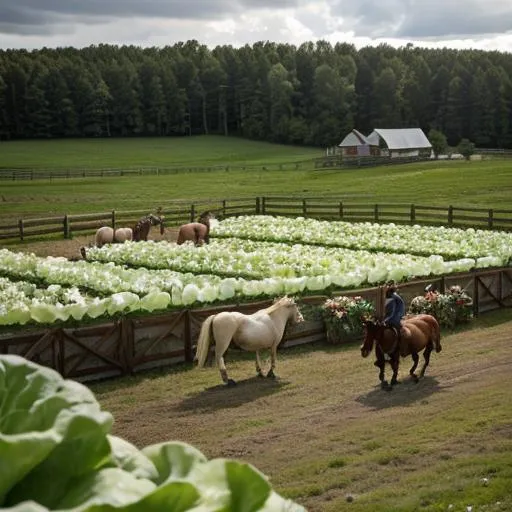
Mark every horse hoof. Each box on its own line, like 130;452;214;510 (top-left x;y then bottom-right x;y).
226;379;236;387
257;372;265;378
411;374;419;383
381;381;389;390
266;370;276;379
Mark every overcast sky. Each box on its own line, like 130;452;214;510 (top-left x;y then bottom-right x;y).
1;0;511;53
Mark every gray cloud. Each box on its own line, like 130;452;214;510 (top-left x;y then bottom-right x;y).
329;0;512;39
0;0;511;50
0;0;299;34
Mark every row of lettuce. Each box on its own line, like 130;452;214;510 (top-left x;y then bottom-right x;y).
0;354;304;511
0;216;510;326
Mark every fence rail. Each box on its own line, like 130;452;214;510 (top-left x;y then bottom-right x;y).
1;197;512;241
0;161;311;181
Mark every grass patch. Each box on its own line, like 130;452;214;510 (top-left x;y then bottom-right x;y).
1;137;512;221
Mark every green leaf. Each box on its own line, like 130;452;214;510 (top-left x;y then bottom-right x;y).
225;460;271;512
142;441;208;484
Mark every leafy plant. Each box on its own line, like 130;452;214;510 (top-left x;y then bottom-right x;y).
320;295;376;344
408;285;473;328
0;354;305;512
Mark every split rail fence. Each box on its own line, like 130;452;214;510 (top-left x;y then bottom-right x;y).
1;197;512;241
1;269;511;382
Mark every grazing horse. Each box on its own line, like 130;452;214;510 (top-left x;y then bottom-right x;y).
94;226;133;248
361;314;442;390
177;211;214;246
132;214;165;242
81;226;134;259
195;296;304;386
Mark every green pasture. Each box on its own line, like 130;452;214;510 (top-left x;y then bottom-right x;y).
0;135;320;170
1;136;512;220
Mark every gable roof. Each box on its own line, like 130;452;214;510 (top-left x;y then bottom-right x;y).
367;128;432;150
338;129;373;147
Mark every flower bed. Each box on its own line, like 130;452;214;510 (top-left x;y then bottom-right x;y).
408;285;474;328
320;295;376;344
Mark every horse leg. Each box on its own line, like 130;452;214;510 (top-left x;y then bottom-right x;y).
215;344;236;387
374;348;388;389
419;343;433;378
389;355;400;387
409;351;420;383
255;351;264;378
266;345;278;379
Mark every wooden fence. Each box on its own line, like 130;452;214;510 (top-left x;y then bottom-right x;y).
2;197;512;241
1;268;510;382
0;161;309;181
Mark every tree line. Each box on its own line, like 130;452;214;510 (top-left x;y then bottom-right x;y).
1;40;511;148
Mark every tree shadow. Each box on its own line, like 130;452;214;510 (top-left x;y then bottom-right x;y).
355;375;443;410
175;376;291;413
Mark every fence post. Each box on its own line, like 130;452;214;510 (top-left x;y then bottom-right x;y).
64;215;70;239
339;201;343;219
410;204;416;223
255;197;261;214
190;204;195;222
488;209;493;229
111;210;116;230
261;197;266;215
473;275;479;317
448;205;453;226
302;198;307;217
18;219;24;241
222;200;226;218
374;204;379;221
184;310;193;363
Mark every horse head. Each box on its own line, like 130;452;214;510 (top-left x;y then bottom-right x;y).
198;211;214;225
270;296;304;324
148;214;165;235
360;319;382;358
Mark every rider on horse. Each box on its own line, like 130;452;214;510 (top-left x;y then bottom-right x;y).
383;280;405;350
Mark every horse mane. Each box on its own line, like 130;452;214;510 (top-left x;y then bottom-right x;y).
263;296;294;314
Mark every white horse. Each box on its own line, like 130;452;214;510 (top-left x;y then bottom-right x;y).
94;226;133;248
195;296;304;386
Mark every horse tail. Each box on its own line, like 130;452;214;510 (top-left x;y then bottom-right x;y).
195;315;216;367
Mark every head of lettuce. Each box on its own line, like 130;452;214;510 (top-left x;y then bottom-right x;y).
0;354;305;512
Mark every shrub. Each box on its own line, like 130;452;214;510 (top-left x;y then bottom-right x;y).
408;285;473;328
321;295;376;344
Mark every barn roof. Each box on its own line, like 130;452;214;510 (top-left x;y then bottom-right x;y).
367;128;432;150
338;129;373;147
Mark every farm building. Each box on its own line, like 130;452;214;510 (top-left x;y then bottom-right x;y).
366;128;432;158
337;129;380;157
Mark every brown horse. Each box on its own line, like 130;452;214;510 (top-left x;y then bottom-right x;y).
177;211;214;246
132;214;165;242
361;314;442;390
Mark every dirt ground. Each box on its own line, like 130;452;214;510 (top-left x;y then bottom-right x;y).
90;316;512;511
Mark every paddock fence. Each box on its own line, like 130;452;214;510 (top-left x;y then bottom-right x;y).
1;268;511;382
1;197;512;242
0;161;311;181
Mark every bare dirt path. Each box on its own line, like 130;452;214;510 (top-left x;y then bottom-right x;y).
91;317;512;511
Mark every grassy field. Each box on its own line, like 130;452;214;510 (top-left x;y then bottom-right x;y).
0;136;511;220
91;309;512;512
0;135;321;170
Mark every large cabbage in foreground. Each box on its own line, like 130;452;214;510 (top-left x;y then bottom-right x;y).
0;355;304;512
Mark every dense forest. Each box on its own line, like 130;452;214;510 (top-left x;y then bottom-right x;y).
1;40;511;148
